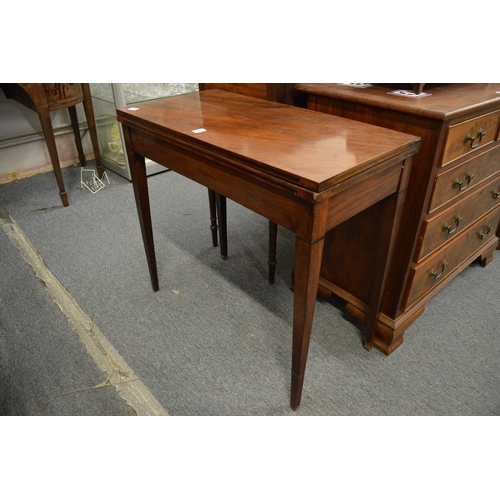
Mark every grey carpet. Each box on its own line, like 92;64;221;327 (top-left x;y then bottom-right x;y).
0;213;132;416
1;162;499;415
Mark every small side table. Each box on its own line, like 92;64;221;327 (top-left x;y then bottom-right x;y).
1;83;104;206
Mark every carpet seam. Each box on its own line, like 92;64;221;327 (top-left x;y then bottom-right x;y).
0;203;168;416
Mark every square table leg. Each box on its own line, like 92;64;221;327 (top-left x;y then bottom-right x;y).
290;236;325;410
123;126;159;293
37;109;69;207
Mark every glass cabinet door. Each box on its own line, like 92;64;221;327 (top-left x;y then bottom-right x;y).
90;83;199;179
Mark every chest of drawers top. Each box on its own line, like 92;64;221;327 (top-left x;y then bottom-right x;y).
295;84;500;122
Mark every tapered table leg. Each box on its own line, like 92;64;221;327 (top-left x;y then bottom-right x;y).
290;236;325;410
364;192;401;350
122;125;159;292
38;110;68;207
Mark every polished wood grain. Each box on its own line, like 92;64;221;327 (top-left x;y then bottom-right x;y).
418;175;500;260
441;110;500;166
296;83;500;355
429;146;500;212
404;209;500;308
117;89;419;410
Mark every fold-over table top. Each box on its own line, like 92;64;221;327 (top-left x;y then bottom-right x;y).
117;89;420;192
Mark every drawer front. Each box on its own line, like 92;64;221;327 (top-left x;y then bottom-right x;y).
403;208;500;310
441;110;500;166
43;83;83;108
430;145;500;212
418;174;500;260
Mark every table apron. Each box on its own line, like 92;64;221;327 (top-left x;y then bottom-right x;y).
127;127;331;240
325;156;408;229
126;126;408;241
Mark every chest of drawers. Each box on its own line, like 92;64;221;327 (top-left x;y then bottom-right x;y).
296;83;500;354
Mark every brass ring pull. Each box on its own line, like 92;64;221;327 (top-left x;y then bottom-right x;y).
453;172;474;192
477;225;492;240
465;128;486;149
430;259;448;280
443;215;463;235
493;189;500;200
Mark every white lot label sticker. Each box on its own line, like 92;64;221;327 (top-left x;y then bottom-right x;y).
388;90;431;98
192;128;207;133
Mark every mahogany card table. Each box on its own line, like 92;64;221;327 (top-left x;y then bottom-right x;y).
117;89;420;410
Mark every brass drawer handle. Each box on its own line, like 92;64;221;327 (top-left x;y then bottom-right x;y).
493;188;500;200
430;260;448;280
465;128;486;149
443;215;463;235
477;225;492;240
453;172;474;192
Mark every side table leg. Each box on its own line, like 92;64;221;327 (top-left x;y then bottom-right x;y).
364;191;401;349
38;110;68;207
268;221;278;284
208;189;218;247
68;105;86;166
122;126;159;292
290;236;324;410
216;193;228;260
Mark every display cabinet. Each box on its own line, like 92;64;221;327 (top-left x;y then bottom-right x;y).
90;83;198;179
